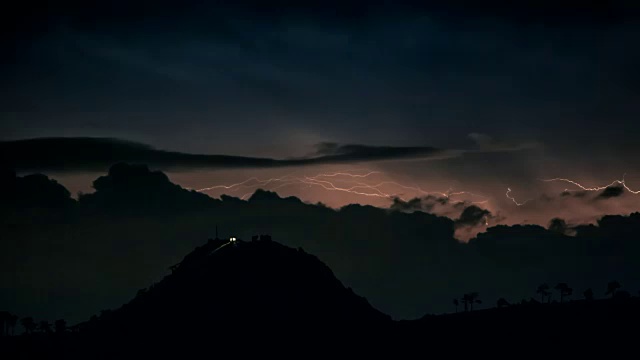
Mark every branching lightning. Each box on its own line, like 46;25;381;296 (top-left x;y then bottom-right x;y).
542;175;640;194
505;174;640;207
310;171;381;178
506;187;531;206
196;169;488;206
196;173;294;192
200;171;638;212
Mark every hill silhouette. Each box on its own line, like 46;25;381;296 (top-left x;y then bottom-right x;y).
394;296;640;357
4;237;640;358
50;237;391;357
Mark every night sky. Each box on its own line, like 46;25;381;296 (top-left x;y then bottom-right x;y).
3;2;640;229
2;1;640;322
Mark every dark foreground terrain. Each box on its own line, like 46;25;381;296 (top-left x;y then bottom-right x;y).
3;237;639;358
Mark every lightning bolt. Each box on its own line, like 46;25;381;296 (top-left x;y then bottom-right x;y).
542;175;640;194
196;173;294;192
313;171;381;178
196;169;489;205
506;187;531;206
505;174;640;207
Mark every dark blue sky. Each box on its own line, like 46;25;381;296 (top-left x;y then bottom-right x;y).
3;1;638;157
2;2;640;227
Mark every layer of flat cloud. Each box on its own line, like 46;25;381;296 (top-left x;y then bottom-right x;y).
467;133;540;153
1;137;450;172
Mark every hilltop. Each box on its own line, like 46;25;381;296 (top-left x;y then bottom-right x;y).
59;236;391;357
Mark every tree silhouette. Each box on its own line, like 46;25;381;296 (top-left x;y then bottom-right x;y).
496;298;510;308
8;314;18;336
583;288;594;301
555;283;573;303
462;292;482;311
606;281;621;298
453;299;459;313
536;283;551;303
461;294;470;312
21;317;36;334
470;293;482;311
38;321;52;334
0;312;7;336
54;319;67;334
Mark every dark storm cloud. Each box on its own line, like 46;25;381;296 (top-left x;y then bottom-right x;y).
557;185;626;202
521;185;627;206
390;195;499;237
596;185;625;199
455;205;491;228
0;137;450;172
548;218;569;234
561;190;588;198
4;164;640;324
391;195;450;213
310;142;453;162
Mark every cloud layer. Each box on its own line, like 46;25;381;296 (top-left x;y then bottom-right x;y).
1;137;449;172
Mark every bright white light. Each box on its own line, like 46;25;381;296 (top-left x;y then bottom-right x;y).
229;237;236;242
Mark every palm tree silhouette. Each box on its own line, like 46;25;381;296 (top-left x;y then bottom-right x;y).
8;314;17;336
606;281;621;298
21;317;36;335
0;311;8;336
453;299;459;313
462;292;482;311
555;283;573;303
536;283;551;303
461;294;470;312
583;288;594;301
